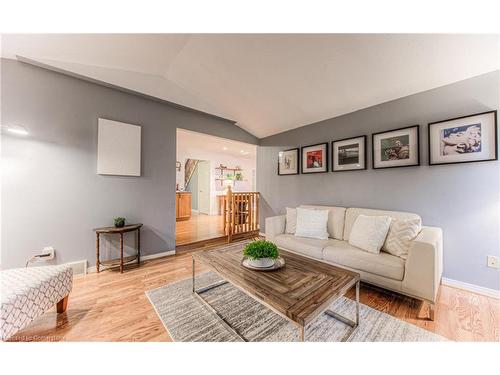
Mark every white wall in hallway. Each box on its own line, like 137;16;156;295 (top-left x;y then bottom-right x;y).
176;147;256;216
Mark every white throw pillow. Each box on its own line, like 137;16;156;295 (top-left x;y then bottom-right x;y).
285;207;297;234
294;208;329;240
348;215;392;254
383;218;422;259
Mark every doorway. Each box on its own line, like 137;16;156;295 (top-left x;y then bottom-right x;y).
175;128;258;247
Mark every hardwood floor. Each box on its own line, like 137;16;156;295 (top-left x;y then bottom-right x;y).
9;244;500;342
176;212;225;246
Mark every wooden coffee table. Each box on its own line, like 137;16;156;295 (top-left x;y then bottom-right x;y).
192;243;360;341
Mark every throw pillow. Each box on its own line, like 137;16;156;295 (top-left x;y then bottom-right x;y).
285;207;297;234
294;208;329;240
383;218;422;259
348;215;392;254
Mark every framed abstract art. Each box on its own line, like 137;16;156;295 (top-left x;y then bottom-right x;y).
428;110;497;166
332;135;367;172
372;125;420;169
278;148;299;175
301;143;328;174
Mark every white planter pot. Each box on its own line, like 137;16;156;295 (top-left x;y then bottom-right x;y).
248;257;275;268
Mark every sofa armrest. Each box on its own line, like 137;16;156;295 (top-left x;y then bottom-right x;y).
265;215;286;240
402;226;443;302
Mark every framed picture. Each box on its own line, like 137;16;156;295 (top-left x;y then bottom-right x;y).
372;125;420;169
97;118;142;176
332;135;367;172
301;143;328;174
278;148;299;175
428;110;497;166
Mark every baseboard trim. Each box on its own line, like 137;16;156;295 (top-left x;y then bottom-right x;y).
141;250;176;261
87;250;175;274
441;277;500;299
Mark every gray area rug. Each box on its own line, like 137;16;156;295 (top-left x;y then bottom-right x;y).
146;271;446;342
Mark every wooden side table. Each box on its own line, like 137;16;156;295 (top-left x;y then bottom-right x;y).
94;224;143;273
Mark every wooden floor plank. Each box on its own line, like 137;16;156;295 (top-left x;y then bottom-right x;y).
176;213;225;245
8;245;500;342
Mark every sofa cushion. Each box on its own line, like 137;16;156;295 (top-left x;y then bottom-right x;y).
295;208;329;240
348;214;392;254
300;205;346;240
343;207;421;241
273;234;331;259
383;218;422;259
323;240;405;281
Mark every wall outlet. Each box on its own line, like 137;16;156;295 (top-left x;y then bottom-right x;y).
41;246;55;260
487;255;499;269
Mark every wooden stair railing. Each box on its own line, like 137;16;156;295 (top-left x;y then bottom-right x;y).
223;186;260;243
184;159;199;189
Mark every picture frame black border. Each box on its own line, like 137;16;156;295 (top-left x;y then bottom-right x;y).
372;125;420;170
427;110;498;166
331;135;367;172
300;142;329;174
277;147;300;176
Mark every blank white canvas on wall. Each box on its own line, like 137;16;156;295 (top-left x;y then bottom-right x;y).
97;118;141;176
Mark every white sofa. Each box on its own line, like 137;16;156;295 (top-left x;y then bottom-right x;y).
265;205;443;320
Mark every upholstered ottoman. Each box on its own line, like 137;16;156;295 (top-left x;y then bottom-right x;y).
0;265;73;341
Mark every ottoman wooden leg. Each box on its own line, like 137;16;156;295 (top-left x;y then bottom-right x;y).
428;302;435;321
56;296;69;313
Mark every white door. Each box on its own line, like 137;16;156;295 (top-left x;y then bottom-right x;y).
197;161;211;215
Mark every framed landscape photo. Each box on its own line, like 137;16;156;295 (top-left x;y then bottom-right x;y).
278;148;299;175
428;110;498;166
301;143;328;174
332;135;367;172
372;125;420;169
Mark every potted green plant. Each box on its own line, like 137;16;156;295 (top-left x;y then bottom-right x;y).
243;240;279;268
114;217;126;228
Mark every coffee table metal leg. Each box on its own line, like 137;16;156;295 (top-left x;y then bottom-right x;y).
324;280;360;342
192;257;195;292
356;280;360;325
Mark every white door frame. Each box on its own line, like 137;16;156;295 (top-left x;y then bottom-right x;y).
197;160;211;215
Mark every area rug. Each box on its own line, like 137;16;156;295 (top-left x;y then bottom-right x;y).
146;271;446;342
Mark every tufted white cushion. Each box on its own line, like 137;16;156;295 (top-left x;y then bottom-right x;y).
295;208;329;240
1;265;73;341
348;215;392;254
383;218;422;259
299;205;346;240
285;207;297;234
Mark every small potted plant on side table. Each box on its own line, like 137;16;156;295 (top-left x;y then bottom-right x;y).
243;240;279;268
114;217;126;228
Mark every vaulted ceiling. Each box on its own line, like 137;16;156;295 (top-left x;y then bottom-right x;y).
2;34;499;138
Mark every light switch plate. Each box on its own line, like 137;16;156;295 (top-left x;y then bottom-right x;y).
487;255;499;269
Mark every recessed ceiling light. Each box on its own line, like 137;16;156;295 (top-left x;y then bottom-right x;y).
223;147;228;150
2;125;29;136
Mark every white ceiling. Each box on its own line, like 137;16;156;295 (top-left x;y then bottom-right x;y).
2;34;499;138
177;128;256;159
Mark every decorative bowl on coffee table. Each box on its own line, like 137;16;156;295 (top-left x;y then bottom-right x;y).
242;256;285;271
242;239;281;271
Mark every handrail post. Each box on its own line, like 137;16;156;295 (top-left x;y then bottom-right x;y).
226;185;233;243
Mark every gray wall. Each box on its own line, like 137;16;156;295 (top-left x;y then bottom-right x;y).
1;59;257;268
258;70;500;290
